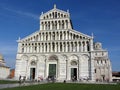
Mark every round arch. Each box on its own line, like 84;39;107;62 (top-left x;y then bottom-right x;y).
21;55;28;61
49;55;58;60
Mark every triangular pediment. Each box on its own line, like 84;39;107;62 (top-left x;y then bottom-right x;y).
43;8;68;15
40;6;69;20
19;5;92;43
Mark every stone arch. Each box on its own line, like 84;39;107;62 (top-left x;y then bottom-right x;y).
62;54;68;60
80;54;90;67
80;54;90;78
28;55;38;67
69;54;79;61
48;55;58;60
40;55;46;61
29;55;38;61
21;55;28;60
69;55;79;67
80;54;89;61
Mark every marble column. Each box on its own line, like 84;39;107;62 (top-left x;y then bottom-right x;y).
51;43;53;52
58;42;60;52
62;32;64;40
57;21;59;30
36;60;39;80
59;31;60;40
44;33;46;41
81;42;83;52
25;60;28;79
66;60;68;80
84;42;87;52
37;45;39;53
51;32;53;40
50;22;52;30
47;43;49;52
90;39;93;51
62;42;64;52
77;42;79;52
44;58;47;78
65;43;68;52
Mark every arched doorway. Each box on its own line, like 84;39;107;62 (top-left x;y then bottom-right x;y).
30;61;36;80
48;55;58;79
71;61;78;81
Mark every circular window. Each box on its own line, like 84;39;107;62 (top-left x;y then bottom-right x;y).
71;61;77;65
31;61;36;65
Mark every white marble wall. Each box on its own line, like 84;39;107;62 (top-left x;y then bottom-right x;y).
15;5;112;82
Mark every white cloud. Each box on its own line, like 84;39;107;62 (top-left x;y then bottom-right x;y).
2;6;39;20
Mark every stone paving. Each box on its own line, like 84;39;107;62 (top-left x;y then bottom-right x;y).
0;83;20;89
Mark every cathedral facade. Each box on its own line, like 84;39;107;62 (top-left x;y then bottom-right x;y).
15;5;112;82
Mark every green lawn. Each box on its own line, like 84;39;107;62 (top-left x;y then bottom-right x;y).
0;80;18;84
1;83;120;90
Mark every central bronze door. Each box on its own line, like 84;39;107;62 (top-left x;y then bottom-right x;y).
49;64;56;78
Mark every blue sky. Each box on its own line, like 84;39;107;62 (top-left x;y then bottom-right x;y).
0;0;120;71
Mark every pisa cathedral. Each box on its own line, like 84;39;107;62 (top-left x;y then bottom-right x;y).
15;5;112;82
